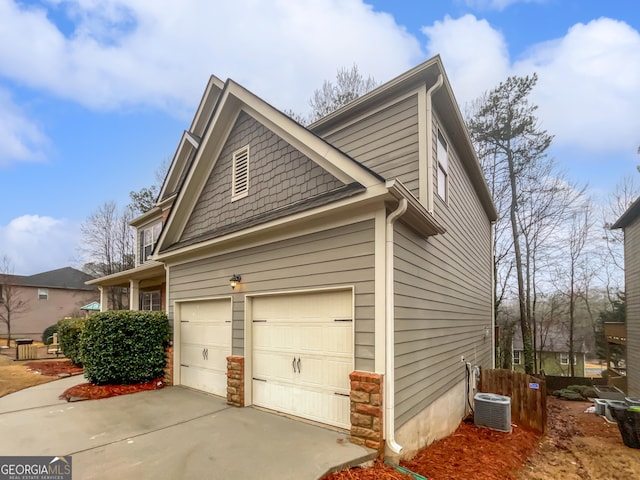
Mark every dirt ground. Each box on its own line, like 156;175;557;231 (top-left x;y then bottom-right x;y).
519;398;640;480
325;397;640;480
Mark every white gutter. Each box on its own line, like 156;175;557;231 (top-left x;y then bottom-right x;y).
385;197;408;456
426;74;444;215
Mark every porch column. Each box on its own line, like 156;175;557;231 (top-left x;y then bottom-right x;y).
99;286;108;312
129;279;140;310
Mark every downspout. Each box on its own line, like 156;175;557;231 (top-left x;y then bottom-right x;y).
385;197;408;456
426;74;444;215
490;221;496;368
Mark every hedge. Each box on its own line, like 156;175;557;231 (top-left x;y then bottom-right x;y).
80;310;170;385
58;318;86;366
42;324;59;345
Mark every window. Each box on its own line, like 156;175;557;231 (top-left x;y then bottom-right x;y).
513;351;521;365
38;288;48;300
560;353;577;365
232;145;249;201
140;291;162;311
139;222;162;264
436;130;448;201
0;284;3;303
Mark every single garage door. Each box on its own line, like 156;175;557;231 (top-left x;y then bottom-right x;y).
179;299;232;397
252;290;353;428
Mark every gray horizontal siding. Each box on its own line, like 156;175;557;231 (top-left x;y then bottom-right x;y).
321;95;420;196
393;121;492;426
626;218;640;396
169;220;376;371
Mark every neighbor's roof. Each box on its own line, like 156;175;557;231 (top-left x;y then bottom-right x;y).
512;326;585;353
11;267;97;291
612;196;640;229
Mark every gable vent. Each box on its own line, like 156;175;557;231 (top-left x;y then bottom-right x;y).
232;145;249;201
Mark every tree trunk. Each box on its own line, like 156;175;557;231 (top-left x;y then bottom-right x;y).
507;149;533;374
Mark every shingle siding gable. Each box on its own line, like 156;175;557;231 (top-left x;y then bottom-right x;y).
180;111;345;243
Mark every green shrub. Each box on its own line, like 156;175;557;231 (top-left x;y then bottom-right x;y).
58;318;87;365
567;384;596;399
80;310;170;385
42;324;59;345
553;388;584;401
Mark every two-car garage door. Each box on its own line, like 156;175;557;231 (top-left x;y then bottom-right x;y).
251;290;353;428
177;290;353;429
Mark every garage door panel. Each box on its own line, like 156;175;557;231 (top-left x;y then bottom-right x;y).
252;290;353;428
253;351;294;382
179;298;231;398
181;300;229;323
181;323;232;346
180;366;227;396
253;324;298;351
322;325;353;354
181;344;228;371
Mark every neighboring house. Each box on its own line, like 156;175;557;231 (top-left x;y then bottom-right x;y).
612;196;640;396
0;267;98;341
511;328;586;377
89;56;497;457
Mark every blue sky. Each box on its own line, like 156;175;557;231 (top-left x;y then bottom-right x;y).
1;0;639;275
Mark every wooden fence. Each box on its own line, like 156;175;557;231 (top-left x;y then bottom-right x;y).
479;369;547;433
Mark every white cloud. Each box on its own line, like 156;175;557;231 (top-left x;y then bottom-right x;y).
0;0;423;116
422;14;510;106
463;0;544;11
514;18;640;153
0;215;81;275
0;88;48;167
421;15;640;157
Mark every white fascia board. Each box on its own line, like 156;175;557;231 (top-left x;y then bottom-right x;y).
130;207;162;228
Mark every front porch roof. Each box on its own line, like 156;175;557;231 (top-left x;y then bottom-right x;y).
85;261;165;288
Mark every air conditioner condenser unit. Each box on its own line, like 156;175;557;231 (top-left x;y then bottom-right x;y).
474;393;512;433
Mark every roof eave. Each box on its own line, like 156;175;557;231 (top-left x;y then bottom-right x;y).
612;196;640;229
386;179;446;237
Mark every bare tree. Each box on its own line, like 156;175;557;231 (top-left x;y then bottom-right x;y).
287;64;378;125
601;175;640;301
80;202;135;309
568;203;593;377
467;74;554;374
0;255;29;346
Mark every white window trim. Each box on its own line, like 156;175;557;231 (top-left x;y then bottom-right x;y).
436;129;448;202
513;351;521;365
140;222;162;264
232;145;250;201
140;290;162;311
38;288;48;301
560;353;577;365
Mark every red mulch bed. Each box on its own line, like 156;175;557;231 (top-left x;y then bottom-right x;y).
324;421;541;480
24;360;84;376
60;378;165;401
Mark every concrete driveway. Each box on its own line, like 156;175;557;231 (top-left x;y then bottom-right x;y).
0;377;374;479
